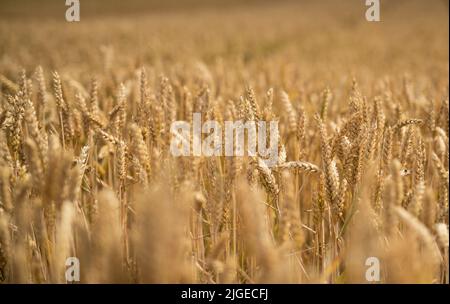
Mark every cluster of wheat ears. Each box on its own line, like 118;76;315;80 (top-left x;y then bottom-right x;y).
0;66;448;283
0;0;448;284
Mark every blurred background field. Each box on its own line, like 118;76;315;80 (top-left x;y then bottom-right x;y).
0;0;448;82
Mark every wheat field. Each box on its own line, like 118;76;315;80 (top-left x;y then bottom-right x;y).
0;0;448;283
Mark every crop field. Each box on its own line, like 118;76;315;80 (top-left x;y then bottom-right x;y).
0;0;448;283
